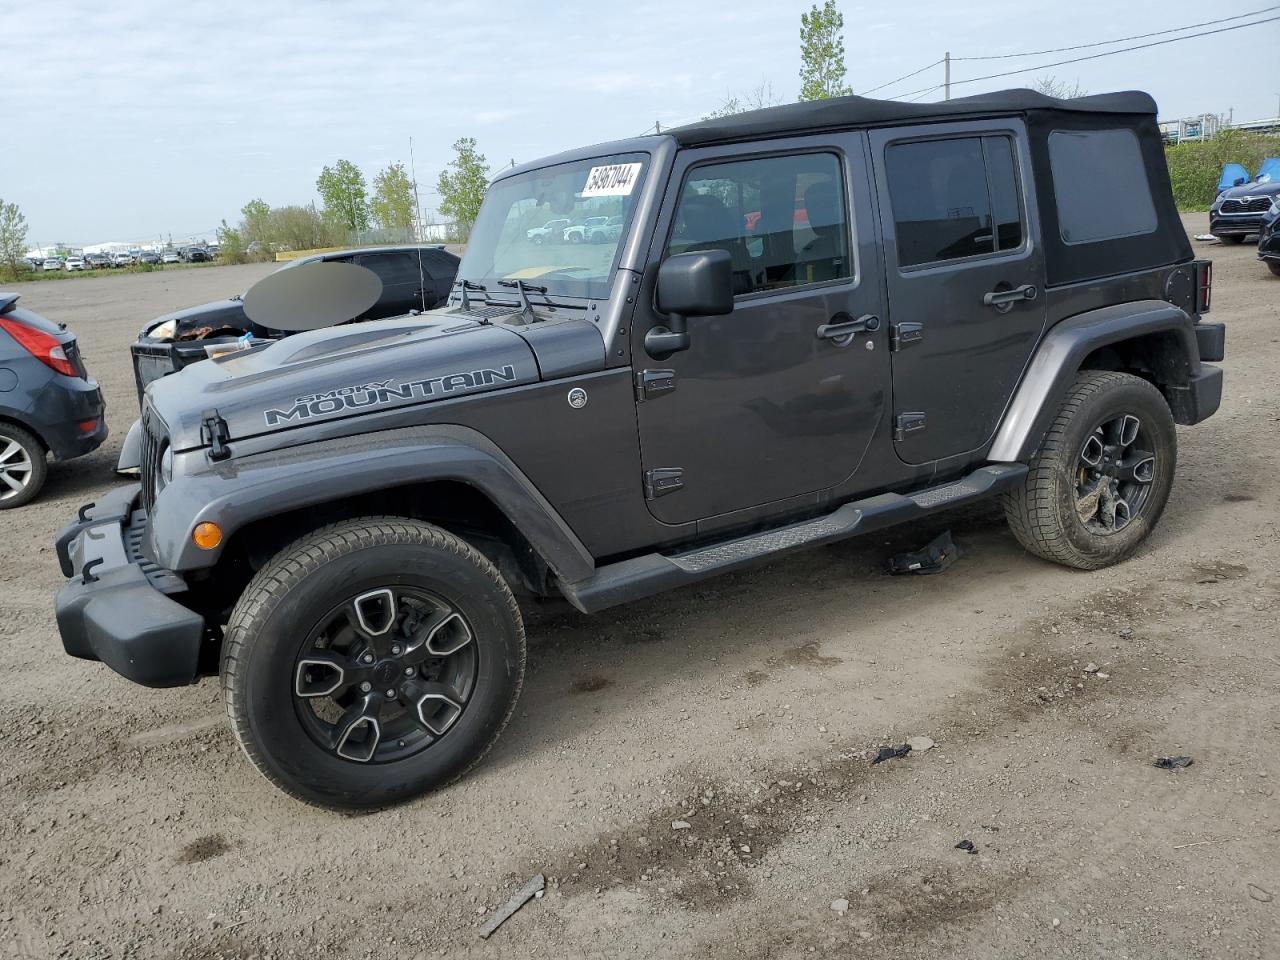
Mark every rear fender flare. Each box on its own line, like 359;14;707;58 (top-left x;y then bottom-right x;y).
989;299;1200;462
149;424;595;581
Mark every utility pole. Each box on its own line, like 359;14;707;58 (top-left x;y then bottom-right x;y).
409;136;424;244
944;52;950;101
655;120;661;134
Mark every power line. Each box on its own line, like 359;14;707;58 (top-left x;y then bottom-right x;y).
952;5;1279;61
894;15;1280;100
858;58;945;96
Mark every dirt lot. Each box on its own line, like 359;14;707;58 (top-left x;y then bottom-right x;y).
2;219;1278;960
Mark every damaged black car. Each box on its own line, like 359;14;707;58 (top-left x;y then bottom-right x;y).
129;245;459;404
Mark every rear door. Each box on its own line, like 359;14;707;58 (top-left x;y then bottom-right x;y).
354;251;429;317
869;119;1046;464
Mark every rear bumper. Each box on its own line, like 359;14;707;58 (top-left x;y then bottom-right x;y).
53;484;205;688
1167;364;1223;426
30;376;107;461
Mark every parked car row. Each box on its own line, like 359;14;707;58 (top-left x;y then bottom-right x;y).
526;215;625;244
21;247;219;273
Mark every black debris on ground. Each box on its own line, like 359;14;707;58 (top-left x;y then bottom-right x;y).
1154;756;1194;770
888;530;960;576
955;840;977;854
871;744;912;764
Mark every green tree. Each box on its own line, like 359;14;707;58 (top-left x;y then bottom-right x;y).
437;138;489;239
316;159;369;233
240;198;272;245
270;203;345;251
216;219;245;264
799;1;851;102
371;162;416;234
0;199;29;280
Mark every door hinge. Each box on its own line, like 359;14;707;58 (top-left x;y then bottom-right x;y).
636;368;676;401
644;467;684;499
200;409;232;461
894;412;927;442
891;322;924;352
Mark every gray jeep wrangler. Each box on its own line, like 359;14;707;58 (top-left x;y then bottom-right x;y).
54;89;1224;809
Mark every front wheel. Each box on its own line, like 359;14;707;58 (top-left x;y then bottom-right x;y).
221;518;525;809
1267;262;1280;278
1003;371;1176;570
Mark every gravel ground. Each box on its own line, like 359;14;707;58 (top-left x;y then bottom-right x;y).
2;219;1278;959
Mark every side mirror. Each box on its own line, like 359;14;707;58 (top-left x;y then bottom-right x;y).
646;249;734;359
1234;177;1247;186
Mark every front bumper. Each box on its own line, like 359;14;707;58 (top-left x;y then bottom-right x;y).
1210;213;1264;237
53;484;205;687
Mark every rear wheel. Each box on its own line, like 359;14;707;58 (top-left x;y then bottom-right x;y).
221;518;525;809
1004;371;1176;570
0;423;47;510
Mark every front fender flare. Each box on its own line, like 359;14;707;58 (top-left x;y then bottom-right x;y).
989;300;1202;463
149;424;595;581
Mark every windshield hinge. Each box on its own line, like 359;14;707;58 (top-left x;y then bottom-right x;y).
201;409;232;461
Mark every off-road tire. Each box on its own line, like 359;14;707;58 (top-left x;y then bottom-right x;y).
220;517;525;809
1003;371;1176;570
0;422;47;510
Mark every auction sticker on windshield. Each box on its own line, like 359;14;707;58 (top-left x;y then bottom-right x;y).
581;162;643;197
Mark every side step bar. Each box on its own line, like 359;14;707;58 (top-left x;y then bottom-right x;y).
559;464;1027;614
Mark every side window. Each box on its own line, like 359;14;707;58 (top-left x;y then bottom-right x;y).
1048;129;1157;244
356;252;421;286
885;135;1024;267
666;152;850;295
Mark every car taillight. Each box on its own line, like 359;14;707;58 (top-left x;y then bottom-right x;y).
0;317;79;376
1195;260;1212;314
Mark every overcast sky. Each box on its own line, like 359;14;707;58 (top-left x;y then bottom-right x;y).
2;0;1276;246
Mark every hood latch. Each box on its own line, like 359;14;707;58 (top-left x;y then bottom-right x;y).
201;409;232;461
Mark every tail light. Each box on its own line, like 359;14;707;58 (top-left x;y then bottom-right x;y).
0;317;79;377
1195;259;1212;315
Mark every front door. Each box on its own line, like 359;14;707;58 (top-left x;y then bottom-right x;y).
632;135;890;526
869;120;1047;465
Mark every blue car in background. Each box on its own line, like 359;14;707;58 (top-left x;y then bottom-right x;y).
0;294;107;507
1211;157;1280;243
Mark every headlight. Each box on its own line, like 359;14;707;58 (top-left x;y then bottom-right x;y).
159;444;173;485
148;319;177;341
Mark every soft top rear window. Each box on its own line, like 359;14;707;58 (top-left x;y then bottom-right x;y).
1048;129;1157;245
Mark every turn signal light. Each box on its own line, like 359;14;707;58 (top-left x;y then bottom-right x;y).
191;522;223;550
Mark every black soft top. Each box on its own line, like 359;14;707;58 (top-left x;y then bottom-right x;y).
669;88;1156;146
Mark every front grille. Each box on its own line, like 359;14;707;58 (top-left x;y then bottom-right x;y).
139;411;165;513
1221;196;1273;214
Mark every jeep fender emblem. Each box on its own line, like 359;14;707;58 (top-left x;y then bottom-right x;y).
567;387;588;409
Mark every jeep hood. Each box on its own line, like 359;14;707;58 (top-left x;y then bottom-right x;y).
146;308;604;451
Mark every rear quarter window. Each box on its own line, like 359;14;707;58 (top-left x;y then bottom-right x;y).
1048;129;1158;245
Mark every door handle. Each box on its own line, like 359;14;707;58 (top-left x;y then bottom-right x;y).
982;284;1038;307
816;313;880;341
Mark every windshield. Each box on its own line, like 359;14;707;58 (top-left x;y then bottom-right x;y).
457;152;648;300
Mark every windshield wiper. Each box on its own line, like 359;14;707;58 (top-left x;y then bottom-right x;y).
496;279;576;323
453;278;487;312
